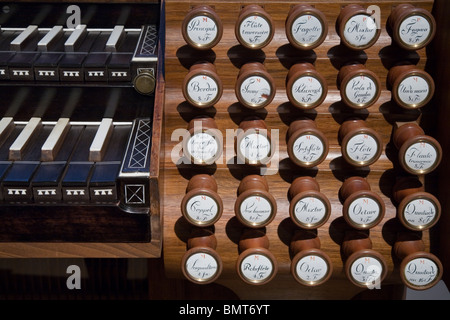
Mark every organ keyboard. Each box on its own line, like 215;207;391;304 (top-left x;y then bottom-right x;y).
0;86;153;212
0;3;159;95
0;1;163;252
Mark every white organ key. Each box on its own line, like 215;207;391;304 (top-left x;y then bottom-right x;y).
64;24;87;52
9;117;42;161
0;117;14;147
41;117;70;161
37;25;64;51
89;118;113;162
106;25;125;52
10;25;38;51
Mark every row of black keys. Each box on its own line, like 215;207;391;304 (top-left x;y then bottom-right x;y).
0;26;141;82
0;120;130;204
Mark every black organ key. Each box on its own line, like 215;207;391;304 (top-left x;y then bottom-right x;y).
7;51;40;80
0;52;15;80
31;123;83;203
107;53;132;82
0;29;21;51
59;26;100;82
33;52;63;81
0;123;22;201
89;124;130;203
61;125;97;203
1;121;52;202
83;52;111;82
58;52;86;82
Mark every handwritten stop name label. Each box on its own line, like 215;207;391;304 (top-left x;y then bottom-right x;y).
185;252;219;281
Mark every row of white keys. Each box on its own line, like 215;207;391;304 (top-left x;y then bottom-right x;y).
9;24;126;52
0;116;112;163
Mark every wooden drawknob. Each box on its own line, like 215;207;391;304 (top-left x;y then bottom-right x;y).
393;122;442;175
290;230;333;286
387;64;434;110
181;5;223;50
235;4;274;50
387;4;436;51
337;63;381;109
342;230;388;288
394;232;443;290
287;119;329;168
336;4;381;51
181;174;223;227
393;176;441;231
235;117;272;166
339;119;383;167
236;228;278;285
340;176;385;230
286;63;328;110
182;116;223;165
288;177;331;229
181;228;223;284
285;4;328;50
235;62;276;109
182;62;223;108
235;175;277;228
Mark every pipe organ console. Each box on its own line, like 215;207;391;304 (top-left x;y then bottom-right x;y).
1;0;450;301
0;1;163;255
